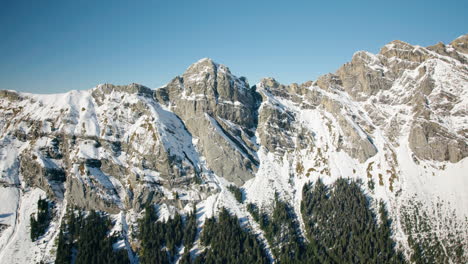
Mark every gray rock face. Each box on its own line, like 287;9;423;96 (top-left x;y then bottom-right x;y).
258;77;378;162
155;58;260;185
409;121;468;163
92;83;153;104
156;58;259;128
336;51;393;100
257;94;296;154
427;42;468;64
450;34;468;54
380;40;431;64
337;114;378;162
19;152;65;198
316;74;343;92
330;34;468;163
0;90;23;101
67;173;121;214
1;34;467;217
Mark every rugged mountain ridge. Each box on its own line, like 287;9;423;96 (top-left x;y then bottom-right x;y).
0;34;467;263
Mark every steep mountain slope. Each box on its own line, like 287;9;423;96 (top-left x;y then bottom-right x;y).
0;34;467;263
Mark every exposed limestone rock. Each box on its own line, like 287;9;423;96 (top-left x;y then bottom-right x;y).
1;35;467;219
91;83;153;105
336;51;392;100
409;121;467;163
427;42;467;64
67;174;121;213
187;114;257;185
337;116;378;162
256;78;329;152
385;115;402;146
324;35;468;163
156;58;261;184
316;74;343;92
100;159;128;179
294;125;316;152
257;100;296;155
19;153;65;198
160;58;259;128
0;90;23;101
322;94;377;161
378;41;427;77
131;184;163;211
380;40;431;64
450;34;468;54
258;77;378;162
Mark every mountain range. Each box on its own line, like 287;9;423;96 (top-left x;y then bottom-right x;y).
0;34;467;263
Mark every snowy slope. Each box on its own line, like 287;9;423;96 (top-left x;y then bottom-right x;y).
0;35;467;263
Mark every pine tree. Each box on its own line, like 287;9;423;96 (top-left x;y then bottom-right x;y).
55;208;129;264
197;207;268;264
30;197;51;241
55;227;71;264
300;178;405;264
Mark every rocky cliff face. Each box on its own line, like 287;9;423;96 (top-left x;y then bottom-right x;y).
155;58;261;185
0;34;467;263
334;37;468;163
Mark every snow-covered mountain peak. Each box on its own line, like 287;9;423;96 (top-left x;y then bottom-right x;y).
0;37;467;263
180;58;251;93
450;33;468;54
187;57;218;69
380;39;415;54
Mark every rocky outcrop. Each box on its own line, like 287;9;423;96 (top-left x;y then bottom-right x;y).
1;34;467;218
450;34;468;54
130;184;164;211
427;42;468;64
257;97;296;154
67;173;121;214
328;35;468;163
258;77;378;162
409;121;468;163
336;51;393;100
1;34;468;264
315;74;343;92
156;58;259;128
19;153;65;198
0;90;23;101
380;40;431;64
91;83;153;105
155;58;261;184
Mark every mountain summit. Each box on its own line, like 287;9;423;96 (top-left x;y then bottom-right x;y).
0;35;467;263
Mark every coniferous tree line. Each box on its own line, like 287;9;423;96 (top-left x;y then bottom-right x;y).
300;178;405;263
138;204;267;264
227;185;244;203
195;207;269;264
401;198;466;264
247;202;261;222
30;197;51;241
137;204;198;264
55;209;129;264
244;179;406;263
53;178;407;264
257;193;318;263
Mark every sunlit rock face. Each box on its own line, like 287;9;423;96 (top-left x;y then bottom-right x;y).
0;34;468;264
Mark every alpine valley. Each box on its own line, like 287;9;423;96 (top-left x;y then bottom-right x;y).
0;34;467;264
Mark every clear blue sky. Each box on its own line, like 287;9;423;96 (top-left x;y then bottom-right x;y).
0;0;466;94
